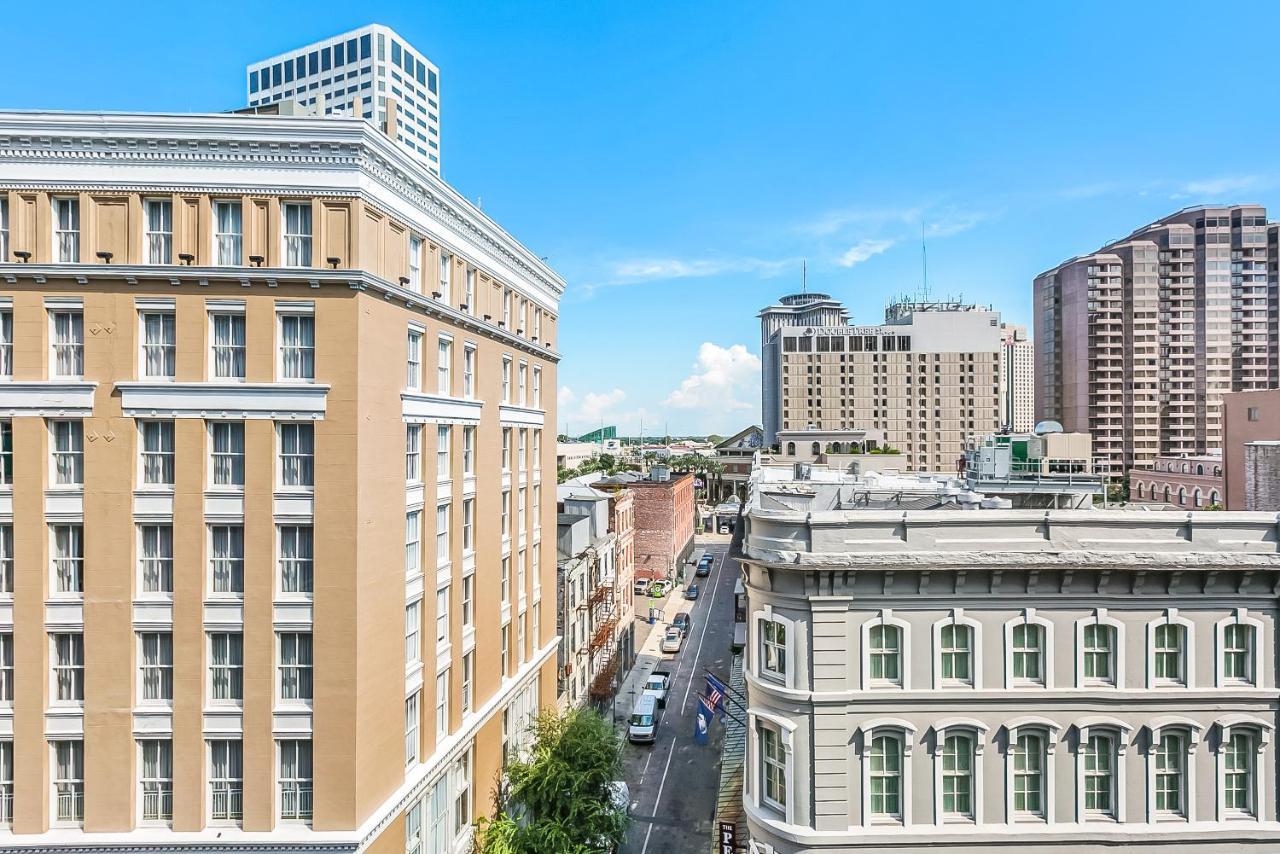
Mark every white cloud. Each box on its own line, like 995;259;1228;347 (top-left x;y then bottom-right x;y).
925;209;986;237
1182;175;1264;197
573;254;794;298
663;343;761;411
836;239;894;267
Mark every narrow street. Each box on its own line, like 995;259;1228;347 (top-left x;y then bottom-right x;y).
619;536;739;854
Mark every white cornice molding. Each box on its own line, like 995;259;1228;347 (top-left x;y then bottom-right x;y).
743;548;1280;570
0;381;97;416
498;403;546;427
0;265;559;363
115;382;329;420
0;111;566;310
401;391;483;425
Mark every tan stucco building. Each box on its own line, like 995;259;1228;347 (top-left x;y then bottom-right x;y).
0;110;561;852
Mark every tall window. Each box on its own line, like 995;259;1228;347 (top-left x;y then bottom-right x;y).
533;430;542;469
868;735;901;818
1083;624;1114;684
0;309;11;378
51;419;83;483
406;330;422;389
139;421;175;486
868;624;900;685
144;200;173;264
0;422;10;486
462;499;475;552
279;314;315;380
408;236;423;291
53;198;80;262
214;201;243;265
1224;733;1253;814
462;651;474;715
139;524;173;595
760;725;787;809
1082;735;1114;815
279;633;313;701
518;364;527;405
52;740;84;823
461;574;475;628
278;740;313;821
406;424;422;483
52;525;83;595
1154;735;1184;816
436;503;451;562
464;267;475;311
209;740;243;822
51;311;84;377
502;290;512;329
463;345;475;398
1223;624;1253;683
52;633;84;702
502;357;512;403
435;670;449;734
282;203;313;267
210;525;244;595
210;632;243;701
0;199;8;264
436;586;450;646
1153;623;1184;684
462;426;475;476
761;618;787;680
438;252;451;302
437;425;450;481
405;600;422;665
1012;734;1043;816
0;739;11;823
501;556;511;604
437;337;452;395
533;367;542;407
518;431;528;473
405;692;420;765
139;739;173;822
211;313;246;379
210;422;245;488
1011;623;1043;684
518;488;526;532
405;511;421;575
941;734;973;818
140;312;176;379
939;624;972;684
139;632;173;701
279;423;314;487
279;525;314;594
0;633;12;703
502;429;512;471
501;491;510;538
501;624;511;676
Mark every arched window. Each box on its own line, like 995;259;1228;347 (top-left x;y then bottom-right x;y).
1177;486;1186;506
1077;613;1124;688
1163;485;1172;503
868;624;902;686
1213;715;1274;821
1082;732;1117;817
1193;488;1203;507
1011;733;1045;817
1137;482;1146;499
1147;725;1197;820
1196;464;1205;476
869;735;903;820
1209;490;1220;506
786;442;795;455
811;441;821;456
1148;614;1192;688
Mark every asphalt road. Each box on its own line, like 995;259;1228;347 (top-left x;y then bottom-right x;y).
621;537;738;854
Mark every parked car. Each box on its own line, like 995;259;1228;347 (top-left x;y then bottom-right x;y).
627;695;661;744
718;523;731;534
642;670;672;708
695;562;712;578
633;579;651;595
672;612;692;636
684;584;700;600
648;580;672;597
660;628;683;654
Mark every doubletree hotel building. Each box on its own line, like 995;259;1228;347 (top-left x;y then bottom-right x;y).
0;109;560;852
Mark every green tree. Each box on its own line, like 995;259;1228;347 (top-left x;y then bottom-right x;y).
474;707;627;854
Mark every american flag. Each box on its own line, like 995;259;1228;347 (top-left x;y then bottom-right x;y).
705;673;727;713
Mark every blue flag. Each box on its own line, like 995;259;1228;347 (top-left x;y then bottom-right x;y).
705;673;728;716
694;696;713;745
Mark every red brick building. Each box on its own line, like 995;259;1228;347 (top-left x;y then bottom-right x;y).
599;468;696;581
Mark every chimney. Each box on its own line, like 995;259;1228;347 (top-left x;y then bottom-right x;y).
382;97;400;142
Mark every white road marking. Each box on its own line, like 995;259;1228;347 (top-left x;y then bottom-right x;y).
639;749;654;784
682;548;726;708
639;740;676;854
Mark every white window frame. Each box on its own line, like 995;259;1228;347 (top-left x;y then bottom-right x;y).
137;419;176;489
1214;716;1272;822
861;610;909;689
1003;718;1061;823
208;739;243;824
50;524;83;597
532;367;542;408
405;599;422;667
435;669;449;736
143;199;174;265
50;739;84;826
1075;611;1124;688
405;691;420;766
1145;720;1200;822
405;511;421;577
462;426;475;477
213;200;244;266
436;425;450;482
856;719;915;827
0;308;12;380
208;631;244;704
50;632;84;705
138;631;174;704
501;357;512;403
276;309;316;382
277;422;315;490
209;308;247;381
276;738;313;822
931;720;988;825
932;611;981;689
406;328;423;390
138;309;176;380
281;202;313;268
1146;610;1194;688
408;236;423;291
436;502;451;564
438;252;452;302
1004;610;1053;688
208;420;246;490
208;524;245;597
752;607;795;689
406;424;423;484
277;524;314;597
52;197;80;263
1215;610;1265;687
277;631;313;704
1073;718;1131;823
462;345;476;399
748;710;795;824
437;335;452;396
463;266;476;312
137;738;174;825
137;523;174;598
49;310;84;380
461;573;475;629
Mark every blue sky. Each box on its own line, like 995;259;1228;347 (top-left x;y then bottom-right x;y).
7;2;1280;436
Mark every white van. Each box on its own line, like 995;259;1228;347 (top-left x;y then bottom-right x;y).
627;694;661;744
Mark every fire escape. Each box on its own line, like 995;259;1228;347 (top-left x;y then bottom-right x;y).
587;570;621;701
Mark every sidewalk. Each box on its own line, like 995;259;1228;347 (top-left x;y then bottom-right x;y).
611;589;691;730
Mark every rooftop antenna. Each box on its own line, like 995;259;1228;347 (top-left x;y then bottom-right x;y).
801;259;807;293
920;220;930;302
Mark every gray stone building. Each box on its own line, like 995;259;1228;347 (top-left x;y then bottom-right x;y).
739;461;1280;852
